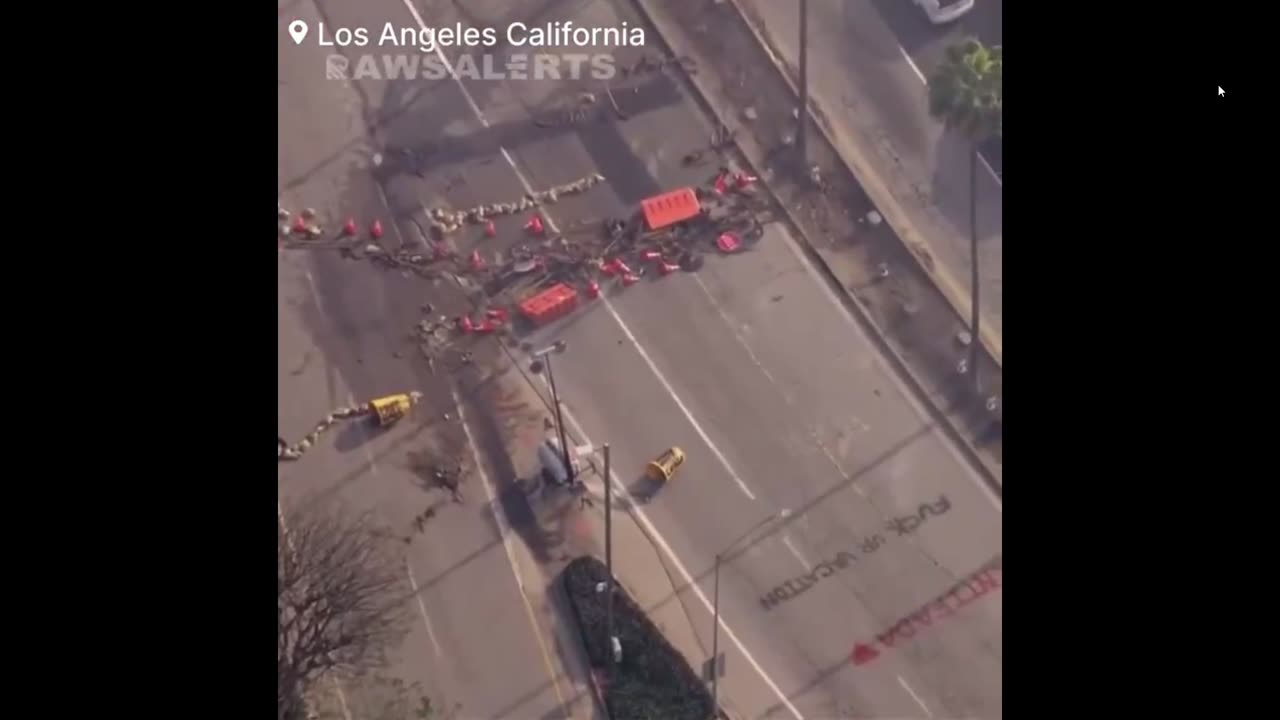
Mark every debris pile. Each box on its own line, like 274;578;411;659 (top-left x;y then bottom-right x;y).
423;173;607;235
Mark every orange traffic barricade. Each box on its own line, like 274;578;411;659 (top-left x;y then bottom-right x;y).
641;187;701;232
519;283;580;327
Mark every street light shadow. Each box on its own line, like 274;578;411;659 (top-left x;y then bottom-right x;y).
626;473;664;505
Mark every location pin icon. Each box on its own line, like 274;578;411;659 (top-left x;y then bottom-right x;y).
288;20;309;45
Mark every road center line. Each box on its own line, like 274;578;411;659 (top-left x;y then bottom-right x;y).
781;535;812;571
897;45;927;85
898;675;934;718
405;562;445;659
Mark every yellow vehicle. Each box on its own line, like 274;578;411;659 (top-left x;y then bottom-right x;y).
368;393;418;427
646;446;686;482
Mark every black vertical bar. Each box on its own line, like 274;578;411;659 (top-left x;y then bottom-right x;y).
604;443;613;669
711;553;721;718
798;0;809;167
545;354;573;481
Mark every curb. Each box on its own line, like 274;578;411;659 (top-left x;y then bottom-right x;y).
627;0;1002;489
727;0;1001;366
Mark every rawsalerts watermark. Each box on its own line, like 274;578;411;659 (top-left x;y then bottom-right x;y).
326;53;617;81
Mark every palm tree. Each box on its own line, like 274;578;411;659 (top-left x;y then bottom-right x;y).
928;38;1002;393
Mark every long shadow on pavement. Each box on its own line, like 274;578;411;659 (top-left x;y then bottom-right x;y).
372;75;684;184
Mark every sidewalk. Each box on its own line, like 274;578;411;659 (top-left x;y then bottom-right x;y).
732;0;1003;364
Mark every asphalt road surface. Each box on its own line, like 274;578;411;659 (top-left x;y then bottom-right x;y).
277;1;583;718
736;0;1004;339
280;0;1002;718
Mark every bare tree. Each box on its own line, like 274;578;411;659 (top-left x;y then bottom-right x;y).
278;501;412;720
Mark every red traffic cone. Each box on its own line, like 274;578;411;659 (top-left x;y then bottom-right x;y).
475;319;497;334
484;220;497;237
524;214;545;235
713;173;729;195
734;172;758;189
291;216;308;234
370;219;384;239
615;259;633;276
659;260;680;275
486;308;509;323
640;250;662;262
586;280;601;299
470;250;487;272
342;218;358;236
457;316;474;333
621;272;641;287
600;258;622;276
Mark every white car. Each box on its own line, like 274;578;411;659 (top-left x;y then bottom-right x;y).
915;0;975;25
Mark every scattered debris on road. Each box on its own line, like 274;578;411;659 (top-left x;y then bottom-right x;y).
278;392;423;461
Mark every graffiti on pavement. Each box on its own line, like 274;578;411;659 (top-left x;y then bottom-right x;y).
758;551;858;611
885;495;951;537
850;555;1003;666
756;495;954;611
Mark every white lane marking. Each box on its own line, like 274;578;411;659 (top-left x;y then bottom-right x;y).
781;535;812;571
690;273;879;503
896;44;1001;186
898;45;927;85
450;386;574;717
596;297;757;500
399;0;756;502
331;676;354;720
898;675;934;718
775;226;1002;511
405;561;445;659
557;402;805;720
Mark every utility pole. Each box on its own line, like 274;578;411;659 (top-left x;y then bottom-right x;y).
543;354;573;482
532;341;572;483
711;551;722;717
797;0;809;168
603;444;614;670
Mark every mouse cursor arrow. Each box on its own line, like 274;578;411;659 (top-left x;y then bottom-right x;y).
1219;86;1225;96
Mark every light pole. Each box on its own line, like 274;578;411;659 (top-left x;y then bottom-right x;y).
711;508;792;717
530;340;572;482
603;443;614;670
797;0;809;168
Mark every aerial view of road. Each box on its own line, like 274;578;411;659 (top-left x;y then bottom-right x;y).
735;0;1004;343
279;0;1002;718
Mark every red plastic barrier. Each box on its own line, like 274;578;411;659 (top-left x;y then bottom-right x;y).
518;283;580;327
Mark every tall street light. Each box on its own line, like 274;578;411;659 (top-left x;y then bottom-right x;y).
711;507;792;716
530;340;572;483
797;0;809;167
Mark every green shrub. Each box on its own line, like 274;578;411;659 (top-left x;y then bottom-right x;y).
562;556;714;720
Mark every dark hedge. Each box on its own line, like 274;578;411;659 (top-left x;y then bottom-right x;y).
562;556;715;720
